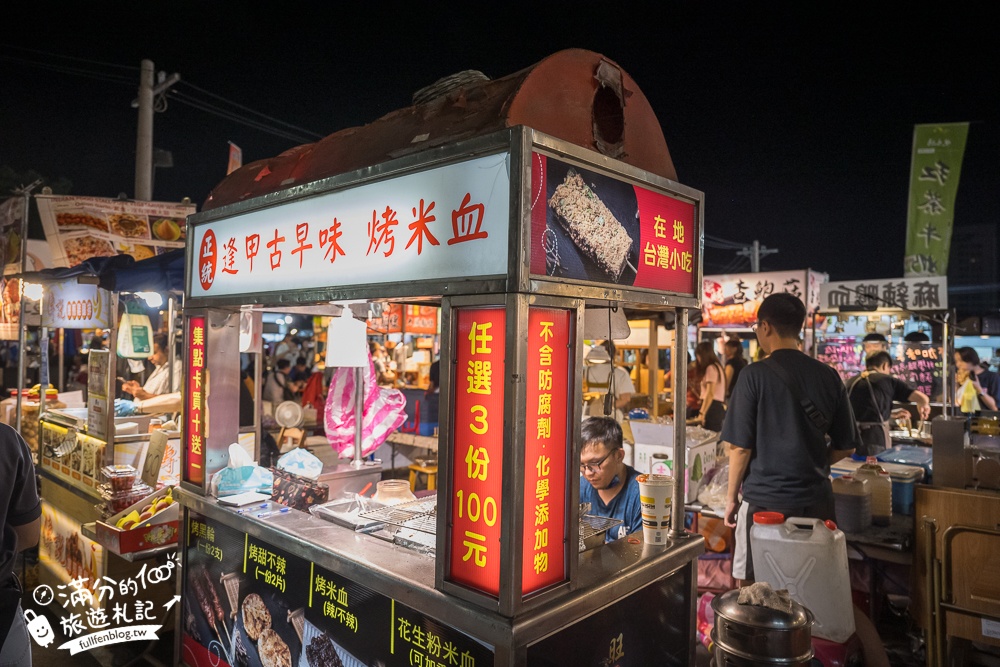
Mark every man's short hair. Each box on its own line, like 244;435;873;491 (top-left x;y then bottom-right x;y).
581;417;623;451
903;331;930;342
957;346;981;365
153;333;168;352
862;333;888;343
276;359;291;371
295;356;307;366
756;293;805;339
866;351;893;369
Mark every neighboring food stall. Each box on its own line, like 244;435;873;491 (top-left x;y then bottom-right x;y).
816;276;951;413
178;49;705;666
15;251;186;608
700;268;827;357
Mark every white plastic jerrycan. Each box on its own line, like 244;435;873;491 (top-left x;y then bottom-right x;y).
23;608;56;647
750;513;855;643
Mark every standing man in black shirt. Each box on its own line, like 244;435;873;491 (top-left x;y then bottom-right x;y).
847;351;930;456
722;293;861;584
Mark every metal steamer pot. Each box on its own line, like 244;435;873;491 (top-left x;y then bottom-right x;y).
710;589;814;666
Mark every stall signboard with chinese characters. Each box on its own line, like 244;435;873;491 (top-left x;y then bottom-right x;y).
189;153;510;298
367;304;439;335
819;276;948;312
894;343;943;399
182;511;494;667
448;307;506;597
36;194;191;268
184;316;206;485
816;338;864;382
42;283;113;329
522;308;572;596
702;270;823;328
530;154;697;297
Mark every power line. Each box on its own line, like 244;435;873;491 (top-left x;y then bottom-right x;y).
168;90;316;144
0;43;138;71
177;80;324;140
0;53;134;86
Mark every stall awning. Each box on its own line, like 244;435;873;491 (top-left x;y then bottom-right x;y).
15;249;185;294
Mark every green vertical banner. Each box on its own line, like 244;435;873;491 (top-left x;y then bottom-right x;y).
903;122;969;276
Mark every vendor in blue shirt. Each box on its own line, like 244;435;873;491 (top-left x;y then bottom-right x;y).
579;417;642;542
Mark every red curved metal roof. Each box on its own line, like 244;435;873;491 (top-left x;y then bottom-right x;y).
204;49;676;211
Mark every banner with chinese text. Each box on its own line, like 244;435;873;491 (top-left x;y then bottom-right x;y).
702;270;824;328
819;276;947;312
184;316;206;485
530;154;698;297
903;123;969;277
183;511;493;667
522;308;572;596
448;307;505;597
191;153;510;298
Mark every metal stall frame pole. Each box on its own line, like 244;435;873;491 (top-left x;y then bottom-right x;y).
167;294;176;395
57;327;64;392
14;188;32;434
649;315;659;418
669;307;689;539
943;310;952;417
351;365;364;468
103;292;120;468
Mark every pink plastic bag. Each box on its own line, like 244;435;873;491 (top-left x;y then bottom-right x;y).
324;353;407;457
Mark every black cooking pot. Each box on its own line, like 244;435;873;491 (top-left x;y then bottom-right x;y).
710;589;814;665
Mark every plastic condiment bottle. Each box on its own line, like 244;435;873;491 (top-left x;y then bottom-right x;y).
832;475;871;533
854;456;893;526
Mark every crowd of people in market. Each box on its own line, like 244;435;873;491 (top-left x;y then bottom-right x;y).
578;292;1000;562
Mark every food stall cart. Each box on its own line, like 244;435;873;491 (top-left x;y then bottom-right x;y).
15;253;184;608
177;49;705;666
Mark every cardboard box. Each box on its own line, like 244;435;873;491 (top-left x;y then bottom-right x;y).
95;486;179;554
634;437;716;503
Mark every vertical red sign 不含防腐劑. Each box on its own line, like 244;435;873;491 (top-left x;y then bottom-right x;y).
522;308;571;596
184;316;206;485
449;308;506;597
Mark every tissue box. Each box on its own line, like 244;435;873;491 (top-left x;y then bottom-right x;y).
95;486;179;554
270;468;329;510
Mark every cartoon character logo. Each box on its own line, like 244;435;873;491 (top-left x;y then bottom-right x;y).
23;609;55;648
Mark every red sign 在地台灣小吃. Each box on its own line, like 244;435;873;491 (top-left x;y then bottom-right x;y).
448;307;506;596
522;307;571;596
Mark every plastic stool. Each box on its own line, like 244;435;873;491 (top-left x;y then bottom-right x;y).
408;464;438;491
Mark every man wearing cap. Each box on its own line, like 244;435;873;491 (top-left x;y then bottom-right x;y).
723;293;861;585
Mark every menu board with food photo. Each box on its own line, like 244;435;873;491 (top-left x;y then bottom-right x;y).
183;512;493;667
36;194;194;268
530;153;697;297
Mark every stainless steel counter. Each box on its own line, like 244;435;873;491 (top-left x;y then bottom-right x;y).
178;487;703;659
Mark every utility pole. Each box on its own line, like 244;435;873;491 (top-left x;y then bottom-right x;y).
737;239;778;272
133;59;180;201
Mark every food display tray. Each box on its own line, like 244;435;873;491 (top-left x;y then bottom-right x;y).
579;514;624;551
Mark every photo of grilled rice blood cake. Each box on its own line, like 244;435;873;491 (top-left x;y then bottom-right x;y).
548;169;634;279
306;632;345;667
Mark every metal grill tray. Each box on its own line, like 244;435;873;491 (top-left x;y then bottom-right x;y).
580;514;623;540
357;494;438;535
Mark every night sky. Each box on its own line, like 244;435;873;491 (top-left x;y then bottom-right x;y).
2;3;998;280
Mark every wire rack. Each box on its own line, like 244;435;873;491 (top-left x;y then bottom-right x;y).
580;514;623;540
358;494;438;535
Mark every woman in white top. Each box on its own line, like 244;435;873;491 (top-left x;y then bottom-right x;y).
691;340;727;431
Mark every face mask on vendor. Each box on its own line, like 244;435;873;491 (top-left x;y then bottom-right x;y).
580;443;624;490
